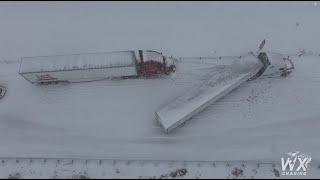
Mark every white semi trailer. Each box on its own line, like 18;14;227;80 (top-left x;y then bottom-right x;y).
156;52;273;133
19;50;176;84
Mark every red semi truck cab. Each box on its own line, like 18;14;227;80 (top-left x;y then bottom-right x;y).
138;50;176;77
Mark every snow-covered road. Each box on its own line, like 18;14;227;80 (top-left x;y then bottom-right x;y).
1;1;320;178
0;54;320;163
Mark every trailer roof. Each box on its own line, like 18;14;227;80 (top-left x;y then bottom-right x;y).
19;51;136;74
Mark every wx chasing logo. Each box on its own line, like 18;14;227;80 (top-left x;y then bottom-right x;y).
281;151;312;176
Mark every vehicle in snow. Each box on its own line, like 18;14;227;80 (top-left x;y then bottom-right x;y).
262;52;295;77
156;51;294;133
0;86;6;99
17;43;294;134
18;50;176;84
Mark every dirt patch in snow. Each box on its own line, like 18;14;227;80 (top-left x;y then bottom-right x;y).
231;167;244;178
140;168;188;179
273;168;280;177
7;173;22;179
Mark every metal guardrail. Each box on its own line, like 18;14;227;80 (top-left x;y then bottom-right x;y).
0;157;280;166
176;51;320;61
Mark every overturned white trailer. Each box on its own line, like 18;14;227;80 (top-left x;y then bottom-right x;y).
156;53;269;133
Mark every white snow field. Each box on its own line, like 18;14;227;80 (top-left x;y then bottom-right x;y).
1;1;320;178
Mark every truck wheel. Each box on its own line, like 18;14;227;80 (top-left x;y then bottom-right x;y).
170;65;176;73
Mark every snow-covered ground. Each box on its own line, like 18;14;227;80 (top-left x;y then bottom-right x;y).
1;1;320;178
0;158;319;179
0;1;320;58
1;53;320;178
